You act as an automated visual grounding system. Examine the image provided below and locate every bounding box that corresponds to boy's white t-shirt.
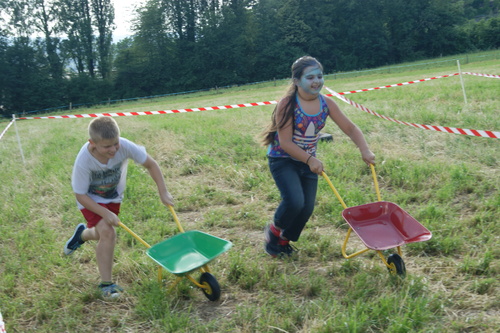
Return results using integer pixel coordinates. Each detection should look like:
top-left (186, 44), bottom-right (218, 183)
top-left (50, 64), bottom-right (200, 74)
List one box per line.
top-left (71, 137), bottom-right (147, 210)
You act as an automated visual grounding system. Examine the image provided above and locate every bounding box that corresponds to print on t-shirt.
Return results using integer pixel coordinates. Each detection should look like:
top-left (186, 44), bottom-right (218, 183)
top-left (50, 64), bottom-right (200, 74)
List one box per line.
top-left (267, 95), bottom-right (328, 159)
top-left (89, 163), bottom-right (122, 199)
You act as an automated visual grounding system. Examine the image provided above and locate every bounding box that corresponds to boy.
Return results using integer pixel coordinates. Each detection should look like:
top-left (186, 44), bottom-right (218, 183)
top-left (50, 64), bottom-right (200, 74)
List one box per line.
top-left (64, 116), bottom-right (174, 298)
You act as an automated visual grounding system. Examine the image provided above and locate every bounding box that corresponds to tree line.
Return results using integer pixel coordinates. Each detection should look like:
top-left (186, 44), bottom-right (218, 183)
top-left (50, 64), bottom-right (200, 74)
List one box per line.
top-left (1, 0), bottom-right (499, 116)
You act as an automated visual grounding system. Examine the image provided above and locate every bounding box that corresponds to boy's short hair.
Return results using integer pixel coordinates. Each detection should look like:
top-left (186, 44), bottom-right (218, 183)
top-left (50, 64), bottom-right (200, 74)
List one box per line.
top-left (88, 116), bottom-right (120, 142)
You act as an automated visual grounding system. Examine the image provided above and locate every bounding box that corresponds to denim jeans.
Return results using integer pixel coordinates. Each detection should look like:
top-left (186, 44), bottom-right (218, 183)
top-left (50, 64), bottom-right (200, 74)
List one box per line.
top-left (268, 157), bottom-right (318, 241)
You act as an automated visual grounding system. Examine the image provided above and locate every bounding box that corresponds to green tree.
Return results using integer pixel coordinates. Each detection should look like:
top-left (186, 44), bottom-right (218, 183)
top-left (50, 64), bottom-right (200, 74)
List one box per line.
top-left (251, 0), bottom-right (289, 79)
top-left (463, 0), bottom-right (500, 19)
top-left (59, 0), bottom-right (114, 79)
top-left (114, 0), bottom-right (177, 96)
top-left (276, 0), bottom-right (309, 58)
top-left (7, 0), bottom-right (64, 79)
top-left (92, 0), bottom-right (114, 79)
top-left (413, 0), bottom-right (465, 57)
top-left (0, 35), bottom-right (8, 117)
top-left (468, 17), bottom-right (500, 49)
top-left (60, 0), bottom-right (95, 76)
top-left (3, 38), bottom-right (62, 114)
top-left (197, 0), bottom-right (255, 86)
top-left (168, 0), bottom-right (218, 41)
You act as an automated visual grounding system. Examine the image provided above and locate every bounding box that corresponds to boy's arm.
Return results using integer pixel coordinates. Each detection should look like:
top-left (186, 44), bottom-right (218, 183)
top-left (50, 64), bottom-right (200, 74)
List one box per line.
top-left (142, 155), bottom-right (174, 206)
top-left (75, 193), bottom-right (120, 226)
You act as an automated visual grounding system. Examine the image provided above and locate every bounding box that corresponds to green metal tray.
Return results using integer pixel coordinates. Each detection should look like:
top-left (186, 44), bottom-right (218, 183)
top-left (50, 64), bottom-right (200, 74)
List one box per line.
top-left (146, 230), bottom-right (232, 275)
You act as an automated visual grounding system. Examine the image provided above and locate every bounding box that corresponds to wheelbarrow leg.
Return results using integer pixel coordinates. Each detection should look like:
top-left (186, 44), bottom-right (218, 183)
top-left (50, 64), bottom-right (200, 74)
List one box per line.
top-left (157, 267), bottom-right (163, 283)
top-left (167, 276), bottom-right (184, 292)
top-left (341, 227), bottom-right (371, 259)
top-left (199, 264), bottom-right (211, 274)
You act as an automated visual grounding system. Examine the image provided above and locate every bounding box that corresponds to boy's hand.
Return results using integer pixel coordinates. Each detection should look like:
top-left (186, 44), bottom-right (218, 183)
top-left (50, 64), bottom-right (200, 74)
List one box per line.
top-left (102, 210), bottom-right (120, 226)
top-left (361, 149), bottom-right (376, 166)
top-left (160, 191), bottom-right (174, 207)
top-left (142, 155), bottom-right (175, 207)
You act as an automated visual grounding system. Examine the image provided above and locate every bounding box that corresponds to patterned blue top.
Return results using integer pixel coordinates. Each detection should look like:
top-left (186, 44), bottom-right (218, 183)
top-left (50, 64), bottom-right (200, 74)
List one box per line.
top-left (268, 94), bottom-right (329, 159)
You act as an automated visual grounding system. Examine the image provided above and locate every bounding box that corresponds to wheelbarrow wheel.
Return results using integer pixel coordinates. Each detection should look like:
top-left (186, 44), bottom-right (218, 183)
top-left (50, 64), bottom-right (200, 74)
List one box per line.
top-left (387, 253), bottom-right (406, 277)
top-left (199, 272), bottom-right (221, 301)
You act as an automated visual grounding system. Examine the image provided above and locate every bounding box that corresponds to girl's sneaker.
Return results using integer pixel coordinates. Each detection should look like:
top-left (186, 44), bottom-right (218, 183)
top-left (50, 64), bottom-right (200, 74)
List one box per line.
top-left (99, 283), bottom-right (124, 298)
top-left (279, 242), bottom-right (298, 257)
top-left (264, 224), bottom-right (298, 258)
top-left (264, 223), bottom-right (282, 257)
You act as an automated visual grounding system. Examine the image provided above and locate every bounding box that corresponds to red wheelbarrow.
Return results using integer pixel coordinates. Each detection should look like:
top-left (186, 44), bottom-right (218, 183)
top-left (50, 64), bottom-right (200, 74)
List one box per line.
top-left (322, 164), bottom-right (432, 276)
top-left (118, 206), bottom-right (232, 301)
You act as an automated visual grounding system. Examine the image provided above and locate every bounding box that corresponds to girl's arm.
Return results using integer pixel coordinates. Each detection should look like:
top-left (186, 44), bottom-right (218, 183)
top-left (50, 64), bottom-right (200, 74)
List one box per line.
top-left (325, 97), bottom-right (375, 165)
top-left (142, 155), bottom-right (174, 206)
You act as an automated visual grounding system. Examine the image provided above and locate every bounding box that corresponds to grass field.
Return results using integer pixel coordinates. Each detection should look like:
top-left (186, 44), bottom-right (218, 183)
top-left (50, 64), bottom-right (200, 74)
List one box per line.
top-left (0, 53), bottom-right (499, 332)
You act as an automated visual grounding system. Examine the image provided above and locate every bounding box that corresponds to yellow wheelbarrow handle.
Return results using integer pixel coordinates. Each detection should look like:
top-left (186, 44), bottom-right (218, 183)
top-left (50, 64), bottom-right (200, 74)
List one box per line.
top-left (167, 205), bottom-right (185, 233)
top-left (321, 171), bottom-right (348, 209)
top-left (369, 164), bottom-right (382, 202)
top-left (322, 164), bottom-right (381, 205)
top-left (118, 205), bottom-right (185, 246)
top-left (118, 221), bottom-right (151, 248)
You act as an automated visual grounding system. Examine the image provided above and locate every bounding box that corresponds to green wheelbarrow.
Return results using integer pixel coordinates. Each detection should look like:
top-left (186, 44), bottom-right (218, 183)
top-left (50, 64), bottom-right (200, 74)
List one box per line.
top-left (119, 206), bottom-right (232, 301)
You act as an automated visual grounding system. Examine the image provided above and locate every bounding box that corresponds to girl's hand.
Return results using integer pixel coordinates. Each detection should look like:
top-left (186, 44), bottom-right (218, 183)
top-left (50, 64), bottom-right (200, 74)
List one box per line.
top-left (307, 156), bottom-right (324, 174)
top-left (361, 149), bottom-right (376, 165)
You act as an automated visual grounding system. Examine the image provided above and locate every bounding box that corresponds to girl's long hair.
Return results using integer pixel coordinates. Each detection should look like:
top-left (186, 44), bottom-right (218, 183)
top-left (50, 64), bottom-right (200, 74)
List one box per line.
top-left (261, 56), bottom-right (323, 146)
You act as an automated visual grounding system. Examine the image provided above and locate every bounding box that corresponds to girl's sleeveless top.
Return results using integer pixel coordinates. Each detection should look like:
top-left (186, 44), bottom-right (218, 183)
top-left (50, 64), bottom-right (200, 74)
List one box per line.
top-left (267, 94), bottom-right (329, 159)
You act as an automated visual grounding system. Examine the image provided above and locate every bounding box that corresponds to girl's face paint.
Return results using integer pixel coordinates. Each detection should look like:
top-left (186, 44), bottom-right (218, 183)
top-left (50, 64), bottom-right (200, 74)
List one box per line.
top-left (296, 66), bottom-right (324, 95)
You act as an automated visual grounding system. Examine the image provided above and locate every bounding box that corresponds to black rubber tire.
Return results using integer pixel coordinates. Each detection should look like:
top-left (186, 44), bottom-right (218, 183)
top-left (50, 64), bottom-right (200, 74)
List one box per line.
top-left (387, 253), bottom-right (406, 277)
top-left (199, 272), bottom-right (221, 301)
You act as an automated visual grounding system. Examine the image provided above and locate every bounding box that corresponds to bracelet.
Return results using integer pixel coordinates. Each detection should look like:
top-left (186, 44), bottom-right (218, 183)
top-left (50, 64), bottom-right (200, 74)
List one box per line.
top-left (306, 155), bottom-right (312, 164)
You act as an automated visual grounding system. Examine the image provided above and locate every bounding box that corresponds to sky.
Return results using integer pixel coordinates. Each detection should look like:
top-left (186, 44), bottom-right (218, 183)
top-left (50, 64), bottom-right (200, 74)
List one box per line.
top-left (113, 0), bottom-right (143, 39)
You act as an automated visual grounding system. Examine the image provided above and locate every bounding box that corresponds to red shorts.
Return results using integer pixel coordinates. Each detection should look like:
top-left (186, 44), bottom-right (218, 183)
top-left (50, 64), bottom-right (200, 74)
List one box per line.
top-left (80, 202), bottom-right (121, 228)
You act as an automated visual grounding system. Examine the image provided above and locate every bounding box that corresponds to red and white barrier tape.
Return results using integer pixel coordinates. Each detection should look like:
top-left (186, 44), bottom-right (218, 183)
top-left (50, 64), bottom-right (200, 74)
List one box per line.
top-left (17, 74), bottom-right (458, 119)
top-left (325, 86), bottom-right (500, 139)
top-left (334, 73), bottom-right (460, 95)
top-left (8, 72), bottom-right (499, 140)
top-left (464, 72), bottom-right (500, 79)
top-left (17, 101), bottom-right (277, 120)
top-left (330, 72), bottom-right (498, 96)
top-left (16, 72), bottom-right (497, 120)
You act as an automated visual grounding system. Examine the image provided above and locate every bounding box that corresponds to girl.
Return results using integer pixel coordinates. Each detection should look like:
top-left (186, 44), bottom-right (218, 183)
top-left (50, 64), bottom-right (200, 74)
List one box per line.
top-left (262, 56), bottom-right (375, 258)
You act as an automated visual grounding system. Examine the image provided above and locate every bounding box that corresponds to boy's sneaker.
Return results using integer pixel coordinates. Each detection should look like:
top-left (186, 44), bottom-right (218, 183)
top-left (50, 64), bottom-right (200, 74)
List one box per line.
top-left (64, 223), bottom-right (86, 255)
top-left (99, 283), bottom-right (124, 298)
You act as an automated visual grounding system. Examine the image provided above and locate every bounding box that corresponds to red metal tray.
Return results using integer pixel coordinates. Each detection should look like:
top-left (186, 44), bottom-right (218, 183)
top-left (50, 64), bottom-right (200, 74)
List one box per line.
top-left (342, 201), bottom-right (432, 251)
